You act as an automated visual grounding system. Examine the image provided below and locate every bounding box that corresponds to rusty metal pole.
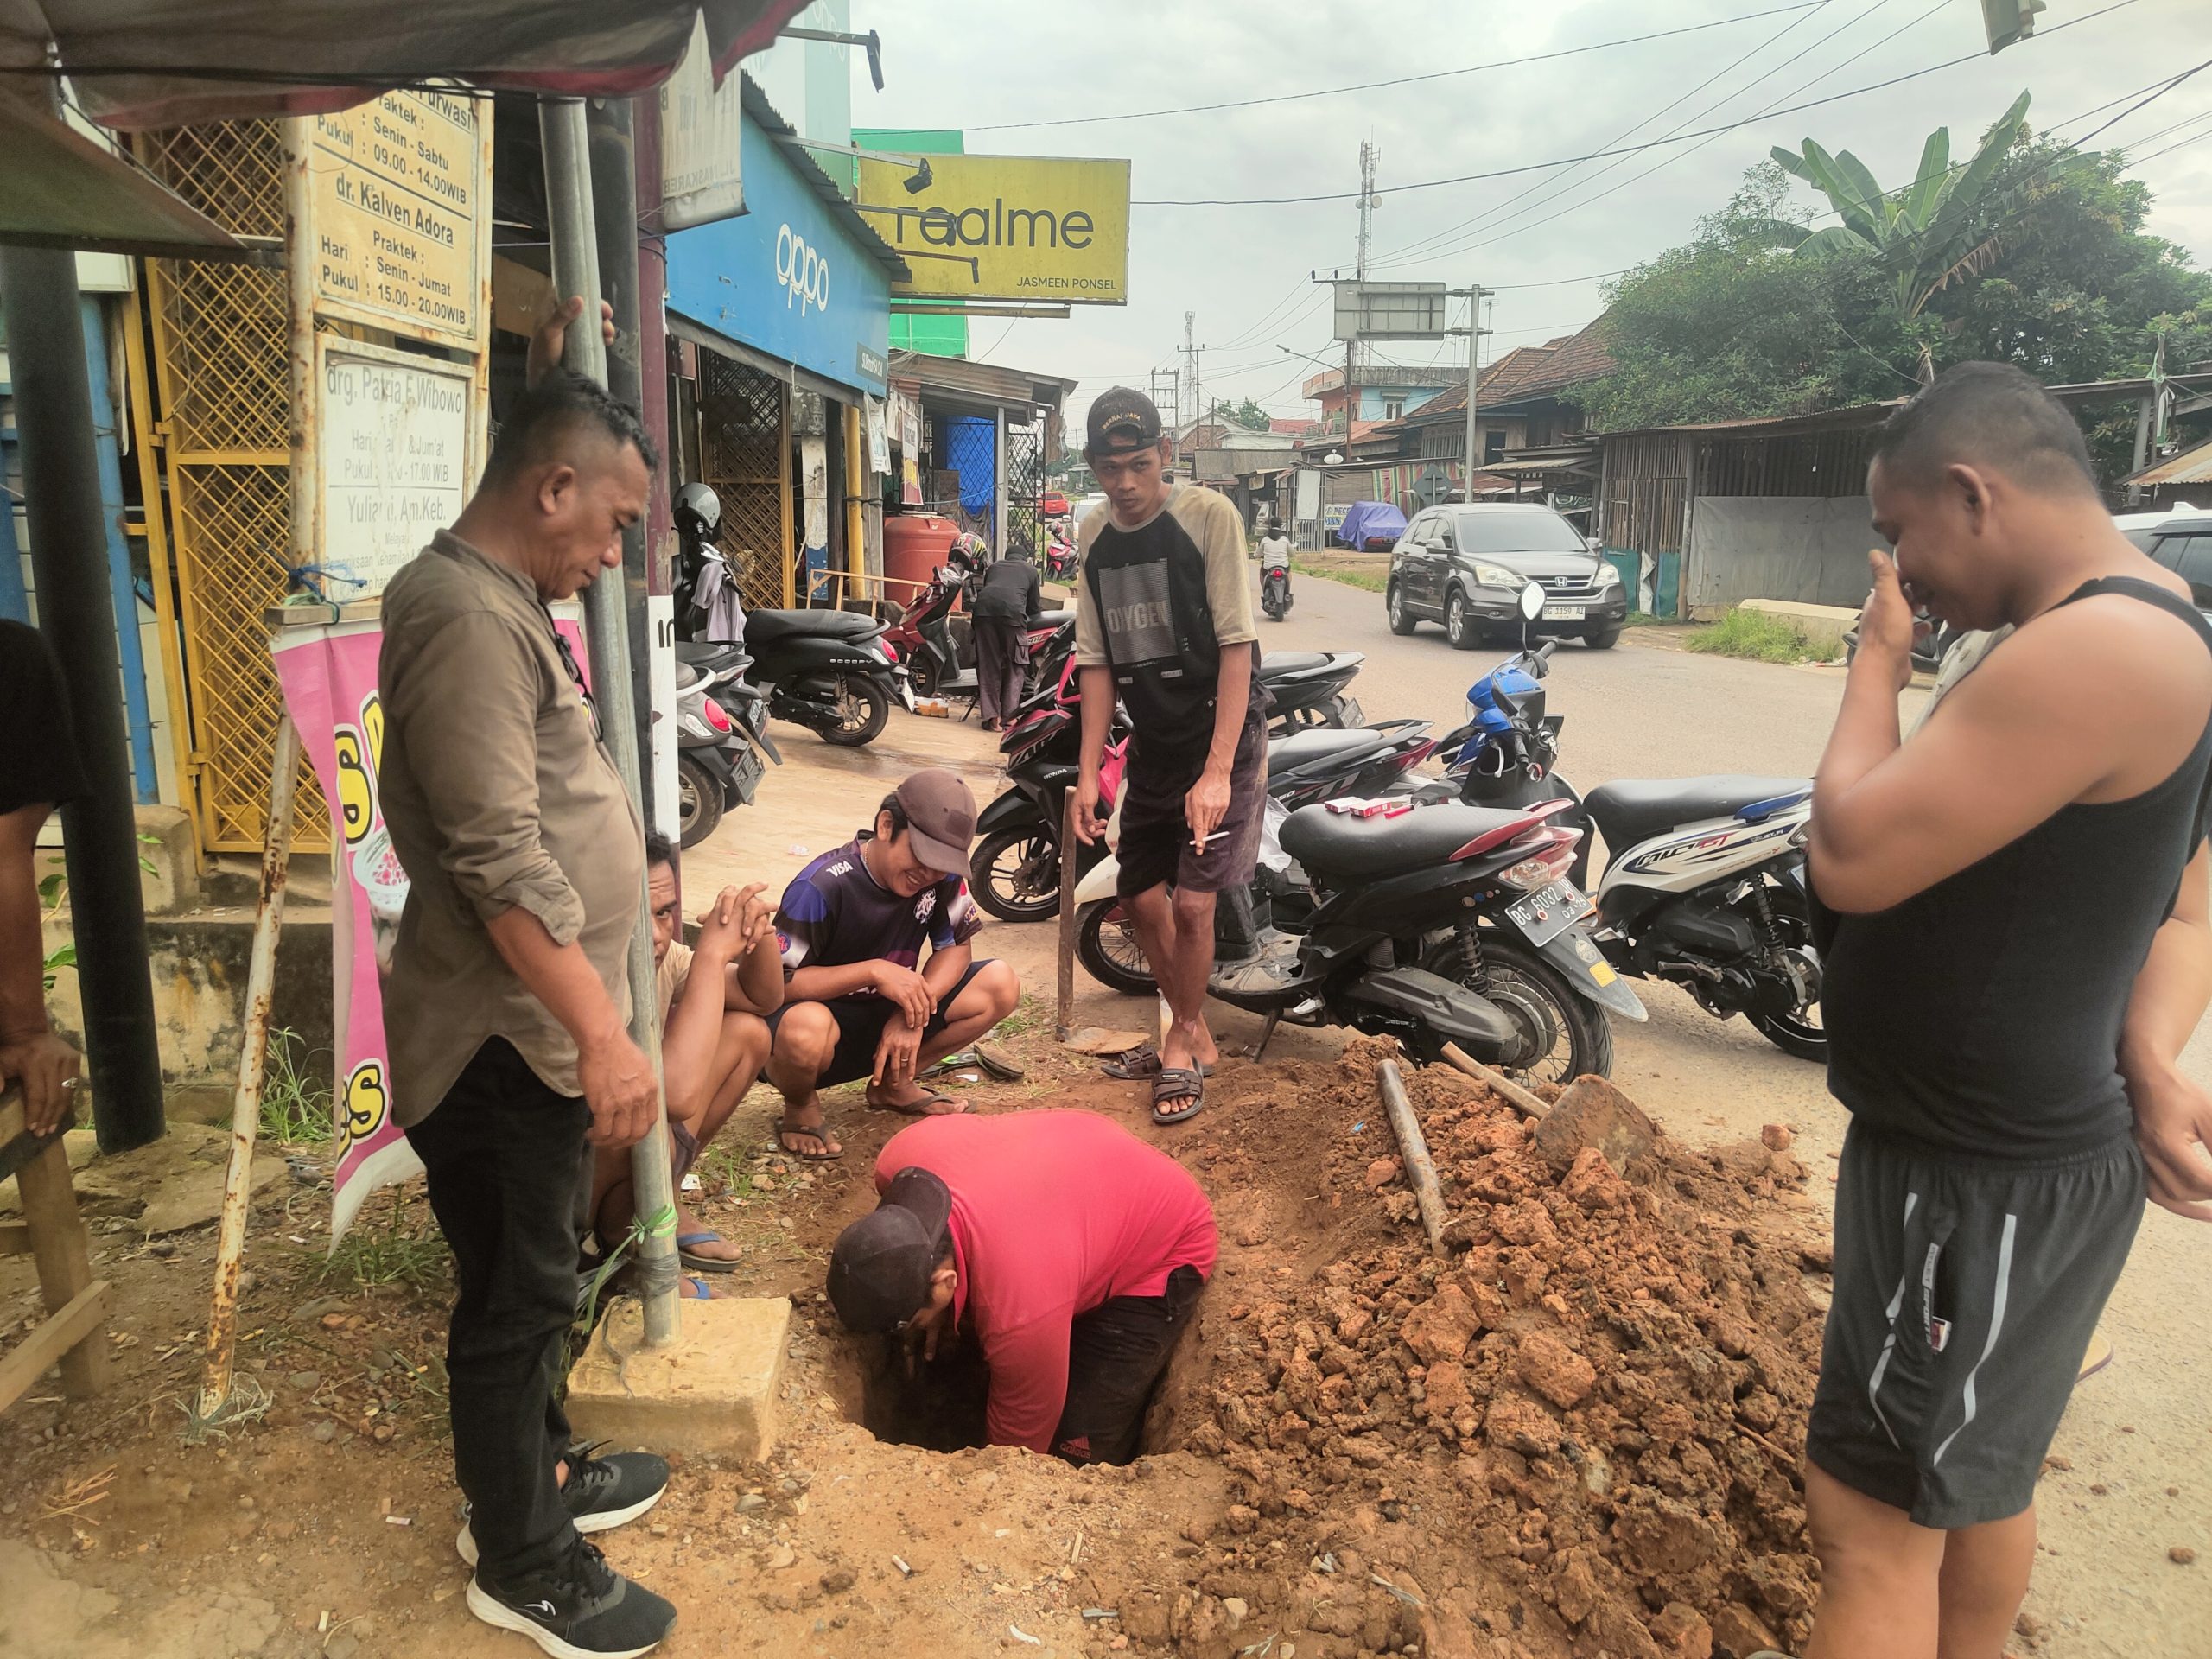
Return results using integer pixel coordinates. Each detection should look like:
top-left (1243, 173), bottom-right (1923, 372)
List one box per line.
top-left (542, 95), bottom-right (681, 1348)
top-left (1376, 1059), bottom-right (1450, 1256)
top-left (1055, 793), bottom-right (1078, 1039)
top-left (198, 713), bottom-right (299, 1415)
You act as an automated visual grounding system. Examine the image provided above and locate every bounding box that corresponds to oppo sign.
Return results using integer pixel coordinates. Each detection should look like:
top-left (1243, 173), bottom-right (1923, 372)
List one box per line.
top-left (776, 222), bottom-right (830, 315)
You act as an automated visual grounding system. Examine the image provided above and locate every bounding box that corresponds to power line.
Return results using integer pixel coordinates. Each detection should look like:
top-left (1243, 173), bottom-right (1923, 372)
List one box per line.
top-left (1131, 0), bottom-right (2143, 207)
top-left (965, 3), bottom-right (1824, 133)
top-left (1380, 0), bottom-right (1844, 268)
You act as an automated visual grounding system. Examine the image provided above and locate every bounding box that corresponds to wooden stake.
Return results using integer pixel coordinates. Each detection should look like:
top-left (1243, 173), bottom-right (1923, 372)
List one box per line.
top-left (1376, 1060), bottom-right (1450, 1255)
top-left (1054, 791), bottom-right (1079, 1040)
top-left (1440, 1040), bottom-right (1551, 1121)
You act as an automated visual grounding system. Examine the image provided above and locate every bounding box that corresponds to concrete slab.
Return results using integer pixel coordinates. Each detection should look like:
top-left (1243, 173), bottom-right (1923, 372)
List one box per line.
top-left (565, 1294), bottom-right (792, 1460)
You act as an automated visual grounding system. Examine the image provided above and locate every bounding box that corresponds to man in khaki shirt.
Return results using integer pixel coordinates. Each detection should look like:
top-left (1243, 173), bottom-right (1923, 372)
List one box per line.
top-left (378, 351), bottom-right (677, 1658)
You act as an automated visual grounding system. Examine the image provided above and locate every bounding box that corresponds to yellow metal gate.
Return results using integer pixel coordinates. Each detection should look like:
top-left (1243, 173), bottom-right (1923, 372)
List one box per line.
top-left (134, 119), bottom-right (327, 853)
top-left (696, 352), bottom-right (793, 612)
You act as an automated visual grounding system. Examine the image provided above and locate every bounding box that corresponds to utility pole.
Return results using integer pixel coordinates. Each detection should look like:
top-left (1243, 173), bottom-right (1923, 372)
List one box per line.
top-left (1149, 366), bottom-right (1179, 435)
top-left (1450, 283), bottom-right (1492, 501)
top-left (1347, 141), bottom-right (1380, 423)
top-left (1181, 311), bottom-right (1201, 454)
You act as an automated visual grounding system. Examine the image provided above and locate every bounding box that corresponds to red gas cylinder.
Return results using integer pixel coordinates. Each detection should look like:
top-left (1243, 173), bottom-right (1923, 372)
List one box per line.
top-left (883, 513), bottom-right (958, 603)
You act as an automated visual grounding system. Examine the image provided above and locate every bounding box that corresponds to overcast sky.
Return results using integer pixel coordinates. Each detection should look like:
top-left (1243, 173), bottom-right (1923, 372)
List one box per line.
top-left (851, 0), bottom-right (2212, 425)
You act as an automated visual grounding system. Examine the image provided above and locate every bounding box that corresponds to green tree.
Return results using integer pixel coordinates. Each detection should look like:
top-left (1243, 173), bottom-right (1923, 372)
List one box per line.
top-left (1771, 90), bottom-right (2043, 381)
top-left (1211, 397), bottom-right (1273, 431)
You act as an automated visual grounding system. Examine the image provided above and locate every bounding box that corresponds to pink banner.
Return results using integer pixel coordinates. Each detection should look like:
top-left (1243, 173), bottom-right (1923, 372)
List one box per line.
top-left (272, 622), bottom-right (417, 1241)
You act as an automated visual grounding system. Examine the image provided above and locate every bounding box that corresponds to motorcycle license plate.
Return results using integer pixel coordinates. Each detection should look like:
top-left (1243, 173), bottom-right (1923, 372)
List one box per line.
top-left (1505, 879), bottom-right (1587, 947)
top-left (1541, 603), bottom-right (1586, 620)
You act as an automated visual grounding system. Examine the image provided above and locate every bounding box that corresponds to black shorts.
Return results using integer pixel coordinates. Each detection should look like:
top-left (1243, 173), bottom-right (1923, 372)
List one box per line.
top-left (1116, 715), bottom-right (1266, 901)
top-left (1807, 1121), bottom-right (2145, 1529)
top-left (1052, 1263), bottom-right (1207, 1465)
top-left (765, 961), bottom-right (992, 1090)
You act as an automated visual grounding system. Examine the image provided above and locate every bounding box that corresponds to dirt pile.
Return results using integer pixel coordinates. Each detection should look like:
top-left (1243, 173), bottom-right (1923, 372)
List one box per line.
top-left (1159, 1039), bottom-right (1827, 1659)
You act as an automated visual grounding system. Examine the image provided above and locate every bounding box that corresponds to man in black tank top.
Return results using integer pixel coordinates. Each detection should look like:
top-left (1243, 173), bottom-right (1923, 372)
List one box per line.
top-left (1799, 361), bottom-right (2212, 1659)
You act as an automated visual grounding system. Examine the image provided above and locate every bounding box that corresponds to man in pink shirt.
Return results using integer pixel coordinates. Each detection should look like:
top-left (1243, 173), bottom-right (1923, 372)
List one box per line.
top-left (827, 1110), bottom-right (1217, 1462)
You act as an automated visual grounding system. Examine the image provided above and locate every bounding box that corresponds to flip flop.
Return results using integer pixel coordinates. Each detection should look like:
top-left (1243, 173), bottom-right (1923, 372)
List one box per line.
top-left (680, 1275), bottom-right (716, 1300)
top-left (677, 1230), bottom-right (741, 1274)
top-left (1151, 1067), bottom-right (1206, 1126)
top-left (775, 1117), bottom-right (844, 1161)
top-left (974, 1040), bottom-right (1026, 1081)
top-left (867, 1085), bottom-right (974, 1116)
top-left (1103, 1044), bottom-right (1214, 1080)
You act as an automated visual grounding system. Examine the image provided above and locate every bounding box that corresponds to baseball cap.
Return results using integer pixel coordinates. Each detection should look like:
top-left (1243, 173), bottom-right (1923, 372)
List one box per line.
top-left (1084, 387), bottom-right (1164, 458)
top-left (826, 1167), bottom-right (954, 1333)
top-left (893, 768), bottom-right (976, 875)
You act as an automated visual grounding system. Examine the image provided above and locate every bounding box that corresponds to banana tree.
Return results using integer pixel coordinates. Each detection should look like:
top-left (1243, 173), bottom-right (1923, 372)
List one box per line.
top-left (1771, 89), bottom-right (2035, 381)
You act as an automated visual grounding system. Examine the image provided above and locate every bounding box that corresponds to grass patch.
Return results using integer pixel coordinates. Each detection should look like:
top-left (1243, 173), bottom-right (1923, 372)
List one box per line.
top-left (1686, 607), bottom-right (1820, 664)
top-left (995, 994), bottom-right (1043, 1040)
top-left (1291, 558), bottom-right (1389, 594)
top-left (319, 1188), bottom-right (448, 1294)
top-left (258, 1027), bottom-right (333, 1145)
top-left (699, 1140), bottom-right (757, 1202)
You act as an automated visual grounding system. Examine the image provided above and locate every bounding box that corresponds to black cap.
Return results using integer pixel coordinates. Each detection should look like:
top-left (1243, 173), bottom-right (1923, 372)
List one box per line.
top-left (826, 1167), bottom-right (954, 1333)
top-left (1084, 387), bottom-right (1164, 458)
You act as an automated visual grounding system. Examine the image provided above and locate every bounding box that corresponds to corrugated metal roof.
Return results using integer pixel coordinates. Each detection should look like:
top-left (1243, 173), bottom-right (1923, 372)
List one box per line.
top-left (2128, 435), bottom-right (2212, 486)
top-left (1600, 400), bottom-right (1903, 441)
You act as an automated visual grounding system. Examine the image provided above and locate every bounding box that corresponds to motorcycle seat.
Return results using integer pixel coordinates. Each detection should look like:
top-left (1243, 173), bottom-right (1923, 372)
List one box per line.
top-left (745, 608), bottom-right (886, 648)
top-left (1267, 726), bottom-right (1379, 777)
top-left (1260, 651), bottom-right (1331, 677)
top-left (1280, 801), bottom-right (1535, 880)
top-left (1583, 775), bottom-right (1810, 852)
top-left (1031, 609), bottom-right (1073, 630)
top-left (674, 640), bottom-right (750, 672)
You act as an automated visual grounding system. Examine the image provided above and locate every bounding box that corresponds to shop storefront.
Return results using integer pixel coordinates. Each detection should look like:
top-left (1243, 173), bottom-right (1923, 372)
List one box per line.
top-left (664, 77), bottom-right (905, 611)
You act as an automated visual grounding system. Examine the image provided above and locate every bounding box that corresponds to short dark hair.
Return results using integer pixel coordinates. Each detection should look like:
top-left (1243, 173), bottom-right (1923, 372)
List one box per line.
top-left (645, 832), bottom-right (678, 872)
top-left (484, 369), bottom-right (658, 486)
top-left (877, 791), bottom-right (908, 836)
top-left (1870, 361), bottom-right (2099, 499)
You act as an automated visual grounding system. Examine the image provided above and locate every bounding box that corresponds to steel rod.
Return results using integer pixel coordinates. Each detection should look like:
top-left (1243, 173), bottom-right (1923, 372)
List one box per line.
top-left (1376, 1059), bottom-right (1450, 1256)
top-left (1055, 792), bottom-right (1078, 1039)
top-left (540, 96), bottom-right (680, 1348)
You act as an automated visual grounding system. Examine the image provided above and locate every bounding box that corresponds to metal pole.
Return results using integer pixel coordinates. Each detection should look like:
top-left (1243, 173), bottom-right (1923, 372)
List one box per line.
top-left (540, 97), bottom-right (681, 1348)
top-left (1459, 283), bottom-right (1490, 502)
top-left (2129, 391), bottom-right (2153, 507)
top-left (0, 242), bottom-right (165, 1153)
top-left (199, 713), bottom-right (298, 1414)
top-left (1054, 791), bottom-right (1078, 1040)
top-left (1376, 1059), bottom-right (1449, 1256)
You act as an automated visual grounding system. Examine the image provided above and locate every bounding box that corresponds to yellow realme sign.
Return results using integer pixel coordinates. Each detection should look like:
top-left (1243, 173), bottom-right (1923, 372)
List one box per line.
top-left (855, 153), bottom-right (1130, 306)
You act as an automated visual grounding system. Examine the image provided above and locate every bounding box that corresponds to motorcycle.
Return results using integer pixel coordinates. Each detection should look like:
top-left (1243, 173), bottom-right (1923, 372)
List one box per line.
top-left (1404, 591), bottom-right (1826, 1060)
top-left (1045, 535), bottom-right (1078, 583)
top-left (883, 560), bottom-right (976, 702)
top-left (739, 607), bottom-right (912, 747)
top-left (1075, 798), bottom-right (1642, 1081)
top-left (1261, 556), bottom-right (1293, 620)
top-left (671, 650), bottom-right (779, 848)
top-left (1262, 649), bottom-right (1366, 732)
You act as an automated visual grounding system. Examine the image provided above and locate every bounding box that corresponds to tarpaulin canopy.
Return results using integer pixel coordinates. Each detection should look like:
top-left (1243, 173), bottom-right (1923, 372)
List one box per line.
top-left (0, 0), bottom-right (805, 130)
top-left (1336, 500), bottom-right (1407, 550)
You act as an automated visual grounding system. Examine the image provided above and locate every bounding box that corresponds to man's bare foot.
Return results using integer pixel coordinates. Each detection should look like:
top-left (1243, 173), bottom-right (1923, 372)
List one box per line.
top-left (865, 1079), bottom-right (971, 1116)
top-left (675, 1204), bottom-right (742, 1266)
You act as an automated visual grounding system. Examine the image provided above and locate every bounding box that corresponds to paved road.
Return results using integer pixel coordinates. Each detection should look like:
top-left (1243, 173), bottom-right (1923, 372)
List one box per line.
top-left (1255, 568), bottom-right (2210, 1658)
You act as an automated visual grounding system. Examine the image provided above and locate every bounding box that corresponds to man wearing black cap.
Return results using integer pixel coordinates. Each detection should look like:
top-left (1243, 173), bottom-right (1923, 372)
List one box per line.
top-left (1069, 388), bottom-right (1268, 1126)
top-left (762, 768), bottom-right (1020, 1160)
top-left (828, 1109), bottom-right (1217, 1462)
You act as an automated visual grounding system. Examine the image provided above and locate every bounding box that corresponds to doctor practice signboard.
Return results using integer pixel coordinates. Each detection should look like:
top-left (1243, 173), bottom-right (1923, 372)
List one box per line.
top-left (855, 153), bottom-right (1130, 306)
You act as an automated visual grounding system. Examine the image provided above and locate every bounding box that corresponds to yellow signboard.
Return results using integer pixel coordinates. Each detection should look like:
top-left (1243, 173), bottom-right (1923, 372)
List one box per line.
top-left (307, 90), bottom-right (491, 347)
top-left (855, 154), bottom-right (1130, 306)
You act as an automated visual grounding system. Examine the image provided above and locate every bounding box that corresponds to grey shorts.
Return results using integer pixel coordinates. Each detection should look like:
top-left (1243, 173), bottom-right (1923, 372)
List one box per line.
top-left (1807, 1121), bottom-right (2145, 1529)
top-left (1116, 715), bottom-right (1267, 900)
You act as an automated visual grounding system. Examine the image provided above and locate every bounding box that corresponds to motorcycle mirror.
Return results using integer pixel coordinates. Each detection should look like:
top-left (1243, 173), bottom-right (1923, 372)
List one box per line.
top-left (1518, 581), bottom-right (1546, 622)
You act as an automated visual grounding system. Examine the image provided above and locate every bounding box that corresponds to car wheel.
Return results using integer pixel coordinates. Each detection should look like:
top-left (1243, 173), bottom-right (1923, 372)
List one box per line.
top-left (1387, 582), bottom-right (1418, 636)
top-left (1586, 627), bottom-right (1622, 650)
top-left (1446, 588), bottom-right (1478, 652)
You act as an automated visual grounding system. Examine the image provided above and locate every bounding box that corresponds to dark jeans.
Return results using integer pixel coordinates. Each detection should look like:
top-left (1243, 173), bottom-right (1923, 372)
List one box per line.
top-left (973, 616), bottom-right (1027, 724)
top-left (1052, 1263), bottom-right (1206, 1465)
top-left (406, 1037), bottom-right (589, 1580)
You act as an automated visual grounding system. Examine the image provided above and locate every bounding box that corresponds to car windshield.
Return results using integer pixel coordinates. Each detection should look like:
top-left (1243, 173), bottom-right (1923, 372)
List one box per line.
top-left (1453, 510), bottom-right (1586, 554)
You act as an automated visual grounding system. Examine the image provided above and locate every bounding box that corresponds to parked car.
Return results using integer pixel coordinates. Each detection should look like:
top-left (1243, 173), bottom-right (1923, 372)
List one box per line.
top-left (2140, 512), bottom-right (2212, 615)
top-left (2116, 502), bottom-right (2201, 553)
top-left (1040, 489), bottom-right (1071, 518)
top-left (1386, 503), bottom-right (1629, 650)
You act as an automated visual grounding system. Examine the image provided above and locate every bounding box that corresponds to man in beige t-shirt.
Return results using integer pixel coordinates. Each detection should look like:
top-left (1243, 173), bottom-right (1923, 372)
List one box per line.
top-left (588, 836), bottom-right (782, 1289)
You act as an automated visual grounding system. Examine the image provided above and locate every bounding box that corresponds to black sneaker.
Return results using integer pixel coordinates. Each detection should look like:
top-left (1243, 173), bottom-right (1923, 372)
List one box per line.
top-left (467, 1537), bottom-right (676, 1659)
top-left (457, 1449), bottom-right (670, 1567)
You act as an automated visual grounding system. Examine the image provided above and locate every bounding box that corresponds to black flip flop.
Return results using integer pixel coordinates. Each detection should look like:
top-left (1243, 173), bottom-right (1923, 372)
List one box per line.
top-left (775, 1117), bottom-right (843, 1161)
top-left (1150, 1067), bottom-right (1205, 1125)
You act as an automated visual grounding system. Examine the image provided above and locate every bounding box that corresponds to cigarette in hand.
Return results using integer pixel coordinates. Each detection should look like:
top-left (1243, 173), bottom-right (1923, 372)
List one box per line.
top-left (1192, 830), bottom-right (1220, 851)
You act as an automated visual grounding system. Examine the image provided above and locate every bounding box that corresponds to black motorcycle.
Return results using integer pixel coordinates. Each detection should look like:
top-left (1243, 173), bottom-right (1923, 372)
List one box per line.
top-left (1261, 649), bottom-right (1364, 732)
top-left (672, 645), bottom-right (780, 848)
top-left (740, 608), bottom-right (911, 747)
top-left (1261, 556), bottom-right (1293, 620)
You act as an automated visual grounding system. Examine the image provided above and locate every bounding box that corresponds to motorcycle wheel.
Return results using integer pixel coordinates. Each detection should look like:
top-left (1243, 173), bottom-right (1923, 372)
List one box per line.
top-left (1077, 899), bottom-right (1157, 998)
top-left (676, 753), bottom-right (723, 849)
top-left (1422, 931), bottom-right (1611, 1084)
top-left (909, 653), bottom-right (941, 700)
top-left (970, 827), bottom-right (1062, 924)
top-left (1745, 886), bottom-right (1827, 1063)
top-left (821, 675), bottom-right (890, 747)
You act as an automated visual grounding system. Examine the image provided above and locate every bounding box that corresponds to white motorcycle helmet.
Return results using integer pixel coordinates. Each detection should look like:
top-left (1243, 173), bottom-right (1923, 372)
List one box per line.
top-left (675, 481), bottom-right (721, 539)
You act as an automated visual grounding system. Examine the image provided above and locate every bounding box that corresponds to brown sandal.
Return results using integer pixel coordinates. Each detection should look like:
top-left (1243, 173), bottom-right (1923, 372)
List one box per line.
top-left (775, 1117), bottom-right (843, 1161)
